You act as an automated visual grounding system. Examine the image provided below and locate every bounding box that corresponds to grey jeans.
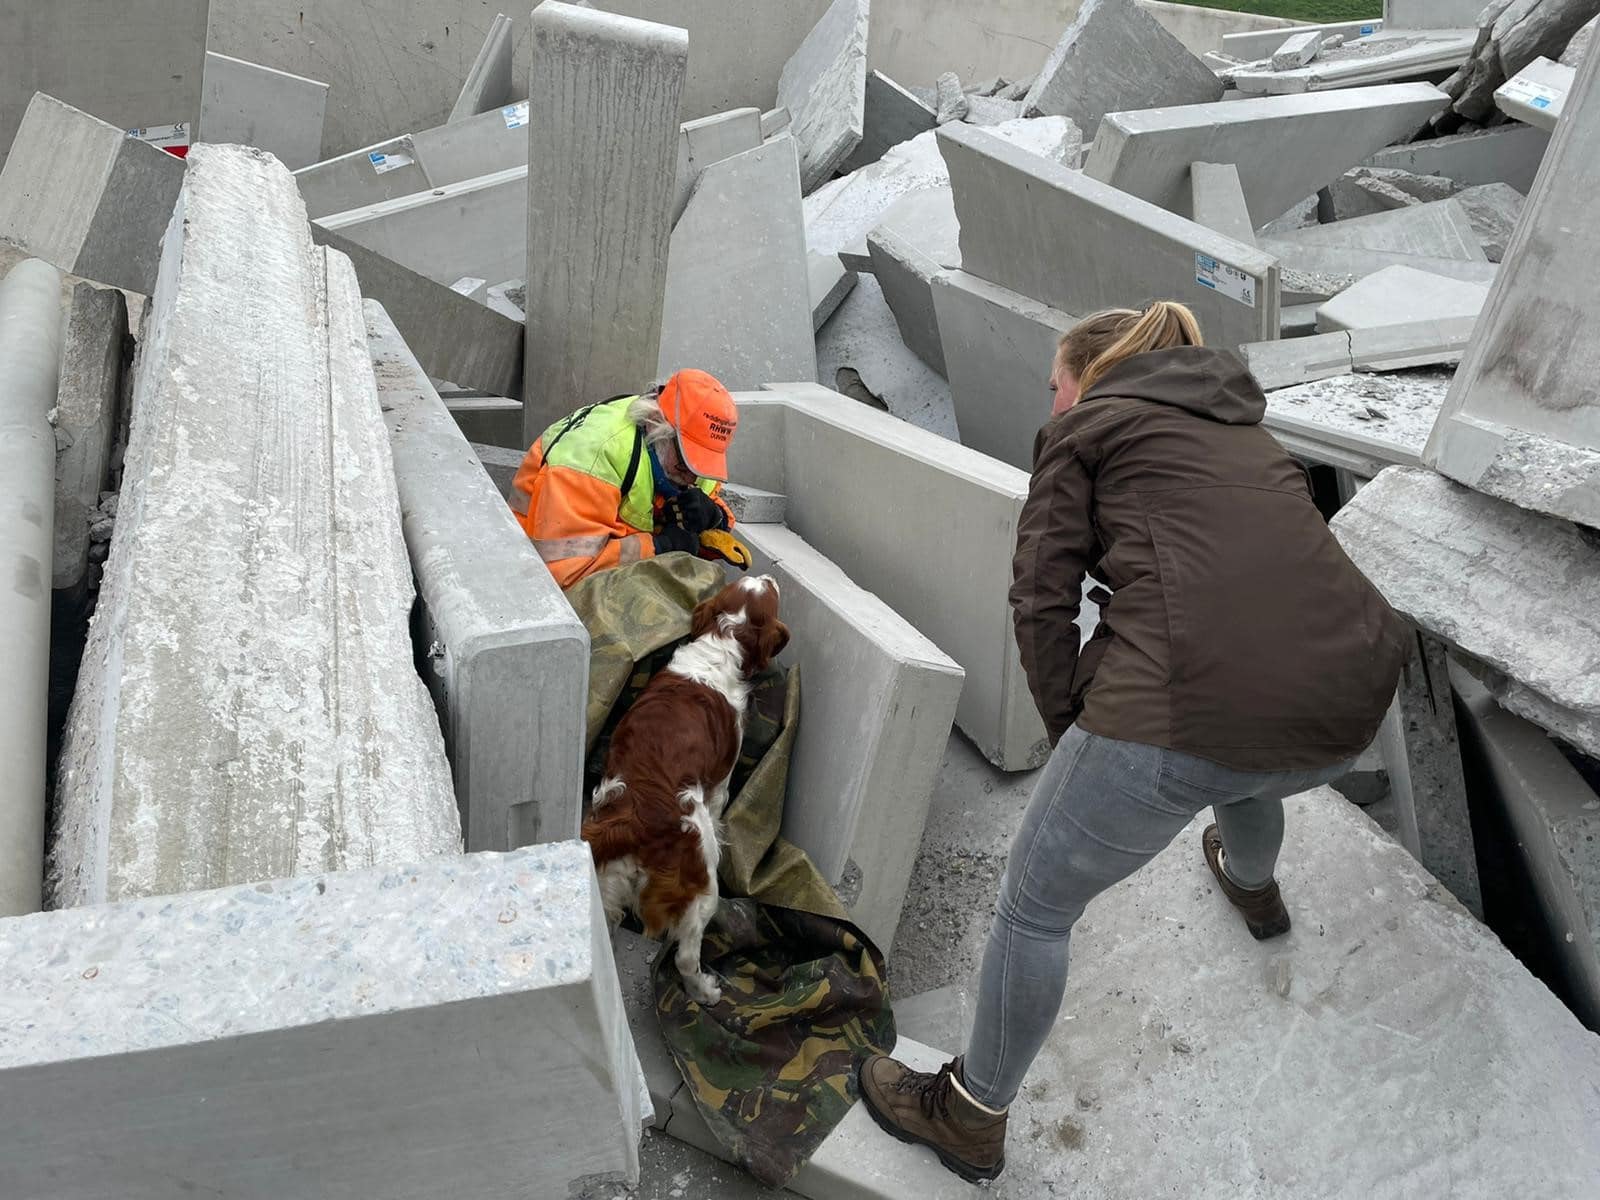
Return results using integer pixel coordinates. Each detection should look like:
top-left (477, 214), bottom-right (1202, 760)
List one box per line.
top-left (961, 726), bottom-right (1353, 1109)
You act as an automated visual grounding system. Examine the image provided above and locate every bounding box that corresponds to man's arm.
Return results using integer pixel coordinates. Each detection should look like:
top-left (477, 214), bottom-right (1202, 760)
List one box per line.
top-left (521, 464), bottom-right (653, 588)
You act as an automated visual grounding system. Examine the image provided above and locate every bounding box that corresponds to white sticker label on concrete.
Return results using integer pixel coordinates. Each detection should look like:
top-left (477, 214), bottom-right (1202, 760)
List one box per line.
top-left (1500, 77), bottom-right (1563, 110)
top-left (1195, 254), bottom-right (1256, 308)
top-left (502, 101), bottom-right (529, 129)
top-left (127, 122), bottom-right (191, 151)
top-left (369, 151), bottom-right (416, 174)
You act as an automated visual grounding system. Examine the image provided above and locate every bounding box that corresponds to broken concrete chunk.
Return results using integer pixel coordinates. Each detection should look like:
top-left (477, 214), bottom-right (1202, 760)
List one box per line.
top-left (1232, 28), bottom-right (1476, 97)
top-left (935, 72), bottom-right (969, 124)
top-left (1258, 194), bottom-right (1321, 236)
top-left (1023, 0), bottom-right (1224, 138)
top-left (1452, 182), bottom-right (1525, 262)
top-left (1263, 371), bottom-right (1452, 477)
top-left (52, 283), bottom-right (126, 599)
top-left (776, 0), bottom-right (869, 192)
top-left (1272, 30), bottom-right (1326, 71)
top-left (963, 95), bottom-right (1026, 125)
top-left (841, 72), bottom-right (937, 173)
top-left (1315, 264), bottom-right (1490, 332)
top-left (1562, 14), bottom-right (1599, 65)
top-left (1321, 164), bottom-right (1463, 222)
top-left (1273, 198), bottom-right (1487, 262)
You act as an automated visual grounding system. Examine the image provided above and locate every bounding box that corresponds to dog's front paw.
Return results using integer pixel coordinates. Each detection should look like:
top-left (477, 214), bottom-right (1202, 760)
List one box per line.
top-left (685, 973), bottom-right (722, 1006)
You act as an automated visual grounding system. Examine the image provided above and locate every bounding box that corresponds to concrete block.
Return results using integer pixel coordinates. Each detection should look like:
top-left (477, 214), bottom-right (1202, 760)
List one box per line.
top-left (1258, 193), bottom-right (1321, 235)
top-left (1273, 198), bottom-right (1487, 261)
top-left (1189, 161), bottom-right (1257, 247)
top-left (1366, 123), bottom-right (1551, 192)
top-left (865, 185), bottom-right (961, 375)
top-left (50, 145), bottom-right (461, 908)
top-left (1314, 264), bottom-right (1490, 333)
top-left (1496, 55), bottom-right (1576, 131)
top-left (659, 136), bottom-right (816, 390)
top-left (777, 0), bottom-right (870, 192)
top-left (1261, 368), bottom-right (1451, 476)
top-left (1022, 0), bottom-right (1224, 138)
top-left (932, 269), bottom-right (1074, 471)
top-left (737, 384), bottom-right (1047, 770)
top-left (962, 95), bottom-right (1027, 125)
top-left (1222, 19), bottom-right (1383, 60)
top-left (0, 93), bottom-right (185, 295)
top-left (1087, 83), bottom-right (1449, 228)
top-left (808, 252), bottom-right (857, 332)
top-left (1230, 28), bottom-right (1475, 96)
top-left (524, 2), bottom-right (687, 441)
top-left (815, 274), bottom-right (960, 439)
top-left (1331, 467), bottom-right (1600, 759)
top-left (942, 124), bottom-right (1279, 353)
top-left (0, 258), bottom-right (62, 919)
top-left (473, 442), bottom-right (525, 498)
top-left (673, 107), bottom-right (764, 223)
top-left (1272, 29), bottom-right (1327, 70)
top-left (842, 71), bottom-right (938, 172)
top-left (1258, 238), bottom-right (1500, 286)
top-left (762, 106), bottom-right (793, 137)
top-left (200, 52), bottom-right (329, 169)
top-left (935, 72), bottom-right (969, 124)
top-left (448, 13), bottom-right (517, 123)
top-left (1424, 44), bottom-right (1600, 529)
top-left (0, 844), bottom-right (647, 1196)
top-left (451, 276), bottom-right (489, 302)
top-left (1319, 165), bottom-right (1461, 222)
top-left (1245, 318), bottom-right (1476, 391)
top-left (1453, 182), bottom-right (1525, 262)
top-left (0, 0), bottom-right (207, 173)
top-left (369, 302), bottom-right (588, 851)
top-left (315, 225), bottom-right (526, 401)
top-left (444, 394), bottom-right (525, 449)
top-left (486, 279), bottom-right (527, 321)
top-left (740, 523), bottom-right (965, 947)
top-left (720, 482), bottom-right (787, 524)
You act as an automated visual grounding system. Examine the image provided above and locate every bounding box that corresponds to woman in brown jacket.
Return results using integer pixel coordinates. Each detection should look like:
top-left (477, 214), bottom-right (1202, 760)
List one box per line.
top-left (858, 302), bottom-right (1407, 1182)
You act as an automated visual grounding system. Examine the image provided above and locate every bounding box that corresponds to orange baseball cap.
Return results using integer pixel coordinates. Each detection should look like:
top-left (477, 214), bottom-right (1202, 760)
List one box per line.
top-left (659, 369), bottom-right (738, 482)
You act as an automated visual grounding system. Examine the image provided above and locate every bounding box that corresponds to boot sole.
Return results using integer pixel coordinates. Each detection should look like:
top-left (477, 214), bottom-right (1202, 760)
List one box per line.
top-left (859, 1086), bottom-right (1005, 1184)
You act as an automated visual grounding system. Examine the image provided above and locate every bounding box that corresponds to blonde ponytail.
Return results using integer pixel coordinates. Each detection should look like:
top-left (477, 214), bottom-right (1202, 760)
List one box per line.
top-left (1056, 301), bottom-right (1204, 396)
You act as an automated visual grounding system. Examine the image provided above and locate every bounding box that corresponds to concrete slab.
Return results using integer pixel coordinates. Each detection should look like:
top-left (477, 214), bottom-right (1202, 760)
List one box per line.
top-left (1258, 238), bottom-right (1501, 286)
top-left (673, 107), bottom-right (764, 223)
top-left (1023, 0), bottom-right (1224, 138)
top-left (451, 276), bottom-right (490, 302)
top-left (1230, 28), bottom-right (1476, 95)
top-left (815, 273), bottom-right (960, 439)
top-left (1087, 83), bottom-right (1449, 228)
top-left (473, 442), bottom-right (525, 498)
top-left (1244, 319), bottom-right (1475, 391)
top-left (1366, 122), bottom-right (1551, 192)
top-left (369, 302), bottom-right (588, 852)
top-left (0, 93), bottom-right (185, 296)
top-left (525, 3), bottom-right (686, 441)
top-left (1189, 160), bottom-right (1257, 247)
top-left (1424, 44), bottom-right (1600, 528)
top-left (1272, 29), bottom-right (1327, 70)
top-left (1453, 182), bottom-right (1525, 262)
top-left (444, 394), bottom-right (524, 449)
top-left (1222, 19), bottom-right (1383, 60)
top-left (0, 0), bottom-right (207, 173)
top-left (448, 13), bottom-right (517, 123)
top-left (809, 251), bottom-right (857, 331)
top-left (842, 71), bottom-right (938, 173)
top-left (1, 844), bottom-right (647, 1197)
top-left (1496, 55), bottom-right (1576, 131)
top-left (200, 52), bottom-right (329, 169)
top-left (659, 137), bottom-right (816, 390)
top-left (865, 185), bottom-right (961, 375)
top-left (1274, 198), bottom-right (1487, 261)
top-left (1262, 369), bottom-right (1451, 476)
top-left (1332, 467), bottom-right (1600, 759)
top-left (735, 384), bottom-right (1047, 770)
top-left (50, 145), bottom-right (461, 908)
top-left (318, 165), bottom-right (526, 288)
top-left (942, 123), bottom-right (1279, 353)
top-left (777, 0), bottom-right (870, 192)
top-left (1315, 264), bottom-right (1490, 332)
top-left (51, 284), bottom-right (126, 599)
top-left (932, 269), bottom-right (1074, 471)
top-left (739, 523), bottom-right (964, 948)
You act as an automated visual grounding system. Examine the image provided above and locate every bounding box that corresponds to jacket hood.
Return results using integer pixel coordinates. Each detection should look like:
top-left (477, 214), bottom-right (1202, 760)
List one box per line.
top-left (1078, 346), bottom-right (1266, 426)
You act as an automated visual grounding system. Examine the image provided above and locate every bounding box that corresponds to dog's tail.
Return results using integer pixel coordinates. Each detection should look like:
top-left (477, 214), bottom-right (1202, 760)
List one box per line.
top-left (581, 807), bottom-right (645, 866)
top-left (591, 776), bottom-right (626, 808)
top-left (677, 784), bottom-right (722, 877)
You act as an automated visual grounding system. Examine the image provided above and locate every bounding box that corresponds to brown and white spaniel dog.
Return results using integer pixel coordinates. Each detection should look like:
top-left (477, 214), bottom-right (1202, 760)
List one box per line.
top-left (581, 575), bottom-right (789, 1005)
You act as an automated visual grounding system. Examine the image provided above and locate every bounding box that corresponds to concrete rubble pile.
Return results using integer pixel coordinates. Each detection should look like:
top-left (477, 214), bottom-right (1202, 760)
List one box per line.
top-left (2, 0), bottom-right (1599, 1196)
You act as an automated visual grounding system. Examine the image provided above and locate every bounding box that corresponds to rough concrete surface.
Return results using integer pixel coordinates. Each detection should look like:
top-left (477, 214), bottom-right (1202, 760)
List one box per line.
top-left (1332, 467), bottom-right (1600, 759)
top-left (777, 0), bottom-right (870, 192)
top-left (51, 283), bottom-right (126, 596)
top-left (51, 145), bottom-right (461, 908)
top-left (1023, 0), bottom-right (1224, 137)
top-left (1453, 181), bottom-right (1525, 262)
top-left (1, 844), bottom-right (648, 1198)
top-left (1262, 369), bottom-right (1452, 476)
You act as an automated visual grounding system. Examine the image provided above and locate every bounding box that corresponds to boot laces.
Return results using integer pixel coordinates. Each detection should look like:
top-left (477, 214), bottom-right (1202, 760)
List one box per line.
top-left (893, 1060), bottom-right (957, 1120)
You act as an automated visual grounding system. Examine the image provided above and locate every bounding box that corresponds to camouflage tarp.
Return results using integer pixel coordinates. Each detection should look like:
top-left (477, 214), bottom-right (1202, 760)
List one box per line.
top-left (571, 556), bottom-right (895, 1188)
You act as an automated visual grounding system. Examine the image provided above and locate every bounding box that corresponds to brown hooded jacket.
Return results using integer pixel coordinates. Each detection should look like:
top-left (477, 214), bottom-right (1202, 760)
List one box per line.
top-left (1010, 345), bottom-right (1406, 771)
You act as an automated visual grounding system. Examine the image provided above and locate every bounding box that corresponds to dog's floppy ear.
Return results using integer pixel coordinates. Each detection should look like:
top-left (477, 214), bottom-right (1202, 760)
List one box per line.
top-left (689, 597), bottom-right (719, 641)
top-left (758, 620), bottom-right (790, 668)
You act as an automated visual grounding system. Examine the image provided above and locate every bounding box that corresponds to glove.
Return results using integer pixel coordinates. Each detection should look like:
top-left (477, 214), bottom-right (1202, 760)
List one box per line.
top-left (653, 526), bottom-right (700, 556)
top-left (662, 487), bottom-right (728, 537)
top-left (698, 529), bottom-right (753, 571)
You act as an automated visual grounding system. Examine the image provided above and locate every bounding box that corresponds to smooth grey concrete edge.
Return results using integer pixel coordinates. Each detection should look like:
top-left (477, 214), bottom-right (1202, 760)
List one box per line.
top-left (368, 300), bottom-right (589, 851)
top-left (0, 258), bottom-right (63, 918)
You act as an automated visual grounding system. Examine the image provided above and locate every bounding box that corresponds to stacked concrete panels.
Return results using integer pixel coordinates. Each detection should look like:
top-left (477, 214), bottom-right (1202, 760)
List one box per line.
top-left (368, 302), bottom-right (589, 852)
top-left (51, 145), bottom-right (461, 908)
top-left (1425, 43), bottom-right (1600, 528)
top-left (524, 2), bottom-right (687, 439)
top-left (941, 124), bottom-right (1279, 353)
top-left (776, 0), bottom-right (870, 192)
top-left (200, 52), bottom-right (329, 169)
top-left (449, 13), bottom-right (518, 123)
top-left (0, 845), bottom-right (647, 1196)
top-left (1087, 83), bottom-right (1450, 227)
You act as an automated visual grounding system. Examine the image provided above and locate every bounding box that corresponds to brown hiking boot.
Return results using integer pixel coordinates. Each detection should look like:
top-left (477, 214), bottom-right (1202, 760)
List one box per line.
top-left (857, 1055), bottom-right (1006, 1183)
top-left (1203, 823), bottom-right (1291, 940)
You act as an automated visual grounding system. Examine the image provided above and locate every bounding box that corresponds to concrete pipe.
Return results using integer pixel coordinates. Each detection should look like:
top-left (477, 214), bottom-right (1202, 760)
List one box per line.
top-left (0, 258), bottom-right (64, 917)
